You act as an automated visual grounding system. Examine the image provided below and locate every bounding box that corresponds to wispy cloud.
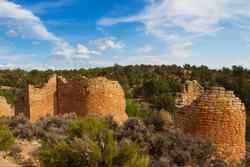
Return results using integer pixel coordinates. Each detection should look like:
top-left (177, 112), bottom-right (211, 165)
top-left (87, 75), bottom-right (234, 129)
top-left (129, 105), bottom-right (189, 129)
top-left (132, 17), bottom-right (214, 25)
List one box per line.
top-left (0, 0), bottom-right (60, 41)
top-left (98, 0), bottom-right (250, 58)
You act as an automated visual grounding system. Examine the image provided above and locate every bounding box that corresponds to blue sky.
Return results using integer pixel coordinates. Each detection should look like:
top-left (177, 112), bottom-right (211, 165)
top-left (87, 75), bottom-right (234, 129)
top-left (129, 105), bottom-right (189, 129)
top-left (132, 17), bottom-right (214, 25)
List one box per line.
top-left (1, 0), bottom-right (250, 70)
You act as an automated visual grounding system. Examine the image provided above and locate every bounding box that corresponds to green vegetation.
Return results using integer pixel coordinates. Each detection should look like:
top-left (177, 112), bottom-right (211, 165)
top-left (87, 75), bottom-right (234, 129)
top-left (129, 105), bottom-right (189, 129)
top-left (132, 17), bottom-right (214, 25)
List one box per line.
top-left (69, 116), bottom-right (107, 139)
top-left (40, 116), bottom-right (150, 167)
top-left (0, 125), bottom-right (15, 151)
top-left (40, 138), bottom-right (102, 167)
top-left (0, 114), bottom-right (233, 166)
top-left (126, 98), bottom-right (151, 119)
top-left (0, 89), bottom-right (16, 105)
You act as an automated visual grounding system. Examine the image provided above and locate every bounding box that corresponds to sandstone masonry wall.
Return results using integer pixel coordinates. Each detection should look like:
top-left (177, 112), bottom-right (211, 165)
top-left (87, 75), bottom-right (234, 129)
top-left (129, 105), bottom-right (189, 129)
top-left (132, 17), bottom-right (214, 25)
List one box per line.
top-left (176, 81), bottom-right (246, 162)
top-left (57, 77), bottom-right (127, 124)
top-left (26, 75), bottom-right (57, 122)
top-left (0, 96), bottom-right (14, 117)
top-left (83, 77), bottom-right (127, 124)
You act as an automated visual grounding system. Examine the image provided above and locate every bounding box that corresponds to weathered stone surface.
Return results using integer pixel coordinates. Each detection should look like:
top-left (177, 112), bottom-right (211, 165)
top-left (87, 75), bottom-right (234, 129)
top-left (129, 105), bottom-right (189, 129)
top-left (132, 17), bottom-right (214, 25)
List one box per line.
top-left (175, 80), bottom-right (246, 162)
top-left (57, 76), bottom-right (127, 124)
top-left (83, 77), bottom-right (127, 124)
top-left (0, 96), bottom-right (14, 117)
top-left (25, 75), bottom-right (57, 122)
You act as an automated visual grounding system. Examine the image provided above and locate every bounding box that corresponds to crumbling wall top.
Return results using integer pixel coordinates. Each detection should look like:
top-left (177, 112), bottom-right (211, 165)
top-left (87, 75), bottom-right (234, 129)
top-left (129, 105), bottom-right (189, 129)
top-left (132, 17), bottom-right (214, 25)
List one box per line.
top-left (176, 80), bottom-right (204, 108)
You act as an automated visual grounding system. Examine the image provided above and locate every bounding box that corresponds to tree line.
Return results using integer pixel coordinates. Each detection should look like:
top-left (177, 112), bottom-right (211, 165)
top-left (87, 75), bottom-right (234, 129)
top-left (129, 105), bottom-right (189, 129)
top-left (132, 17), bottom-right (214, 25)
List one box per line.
top-left (1, 64), bottom-right (250, 138)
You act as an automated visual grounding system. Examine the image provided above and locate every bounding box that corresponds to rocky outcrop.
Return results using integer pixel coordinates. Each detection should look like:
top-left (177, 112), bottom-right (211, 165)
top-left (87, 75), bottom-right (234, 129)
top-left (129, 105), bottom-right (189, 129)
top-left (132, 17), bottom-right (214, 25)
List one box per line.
top-left (176, 81), bottom-right (246, 162)
top-left (175, 80), bottom-right (204, 108)
top-left (0, 96), bottom-right (14, 117)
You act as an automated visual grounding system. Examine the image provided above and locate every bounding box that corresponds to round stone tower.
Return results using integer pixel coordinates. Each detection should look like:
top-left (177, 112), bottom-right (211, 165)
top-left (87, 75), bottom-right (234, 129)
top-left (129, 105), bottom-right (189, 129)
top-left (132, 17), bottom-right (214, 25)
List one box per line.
top-left (83, 77), bottom-right (128, 124)
top-left (57, 76), bottom-right (128, 124)
top-left (176, 82), bottom-right (246, 162)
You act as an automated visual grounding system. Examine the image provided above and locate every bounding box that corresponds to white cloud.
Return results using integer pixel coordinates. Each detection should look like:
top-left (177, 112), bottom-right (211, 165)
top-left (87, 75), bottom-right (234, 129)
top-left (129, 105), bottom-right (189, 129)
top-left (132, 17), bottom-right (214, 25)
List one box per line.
top-left (51, 42), bottom-right (99, 60)
top-left (91, 37), bottom-right (124, 51)
top-left (0, 0), bottom-right (103, 62)
top-left (0, 0), bottom-right (60, 41)
top-left (98, 0), bottom-right (250, 58)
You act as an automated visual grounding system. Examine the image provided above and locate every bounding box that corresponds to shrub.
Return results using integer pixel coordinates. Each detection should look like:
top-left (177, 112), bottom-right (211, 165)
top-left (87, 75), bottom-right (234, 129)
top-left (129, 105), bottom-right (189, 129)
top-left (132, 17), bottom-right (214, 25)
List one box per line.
top-left (115, 118), bottom-right (152, 154)
top-left (113, 140), bottom-right (150, 167)
top-left (126, 98), bottom-right (140, 117)
top-left (69, 116), bottom-right (107, 140)
top-left (126, 99), bottom-right (151, 119)
top-left (7, 114), bottom-right (34, 139)
top-left (40, 116), bottom-right (150, 167)
top-left (99, 130), bottom-right (118, 167)
top-left (40, 137), bottom-right (102, 167)
top-left (0, 125), bottom-right (15, 151)
top-left (33, 114), bottom-right (76, 144)
top-left (144, 112), bottom-right (165, 131)
top-left (0, 114), bottom-right (229, 167)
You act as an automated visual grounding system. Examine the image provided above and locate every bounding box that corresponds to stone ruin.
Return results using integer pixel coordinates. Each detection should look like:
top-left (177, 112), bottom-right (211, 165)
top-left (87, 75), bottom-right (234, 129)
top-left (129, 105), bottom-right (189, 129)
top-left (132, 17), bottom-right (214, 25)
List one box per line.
top-left (14, 75), bottom-right (128, 124)
top-left (57, 76), bottom-right (128, 124)
top-left (176, 80), bottom-right (246, 162)
top-left (0, 76), bottom-right (246, 162)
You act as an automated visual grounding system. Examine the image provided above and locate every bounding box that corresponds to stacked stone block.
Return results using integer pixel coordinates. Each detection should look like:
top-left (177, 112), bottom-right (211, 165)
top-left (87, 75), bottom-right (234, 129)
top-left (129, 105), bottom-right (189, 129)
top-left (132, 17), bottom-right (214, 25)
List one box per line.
top-left (24, 75), bottom-right (57, 122)
top-left (15, 90), bottom-right (28, 116)
top-left (83, 77), bottom-right (128, 124)
top-left (176, 81), bottom-right (246, 162)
